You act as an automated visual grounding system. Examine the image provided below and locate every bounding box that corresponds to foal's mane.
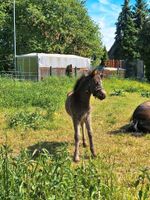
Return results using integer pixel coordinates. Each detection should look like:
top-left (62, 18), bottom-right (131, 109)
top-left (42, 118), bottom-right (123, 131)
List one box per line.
top-left (73, 75), bottom-right (86, 92)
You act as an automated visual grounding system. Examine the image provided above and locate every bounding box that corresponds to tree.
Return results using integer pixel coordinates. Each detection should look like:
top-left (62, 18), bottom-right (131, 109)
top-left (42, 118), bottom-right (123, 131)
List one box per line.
top-left (114, 0), bottom-right (138, 60)
top-left (0, 0), bottom-right (103, 71)
top-left (0, 0), bottom-right (14, 71)
top-left (134, 0), bottom-right (149, 30)
top-left (139, 16), bottom-right (150, 81)
top-left (133, 0), bottom-right (149, 58)
top-left (101, 46), bottom-right (108, 62)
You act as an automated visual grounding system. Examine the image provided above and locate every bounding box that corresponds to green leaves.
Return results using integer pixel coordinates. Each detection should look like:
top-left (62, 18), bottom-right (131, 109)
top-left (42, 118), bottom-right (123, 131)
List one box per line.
top-left (115, 0), bottom-right (138, 60)
top-left (0, 0), bottom-right (103, 70)
top-left (139, 16), bottom-right (150, 81)
top-left (114, 0), bottom-right (149, 61)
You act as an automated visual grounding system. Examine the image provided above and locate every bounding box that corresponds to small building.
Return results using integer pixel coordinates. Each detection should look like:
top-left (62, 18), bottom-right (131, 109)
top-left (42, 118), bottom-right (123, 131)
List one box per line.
top-left (16, 53), bottom-right (91, 80)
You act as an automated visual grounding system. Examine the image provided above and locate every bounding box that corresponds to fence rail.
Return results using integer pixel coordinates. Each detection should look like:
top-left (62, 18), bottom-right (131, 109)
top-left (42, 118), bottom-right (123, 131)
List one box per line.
top-left (105, 60), bottom-right (124, 68)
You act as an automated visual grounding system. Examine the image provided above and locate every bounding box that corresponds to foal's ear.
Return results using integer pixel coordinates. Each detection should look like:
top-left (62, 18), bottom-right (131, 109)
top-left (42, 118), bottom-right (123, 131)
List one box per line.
top-left (90, 69), bottom-right (98, 77)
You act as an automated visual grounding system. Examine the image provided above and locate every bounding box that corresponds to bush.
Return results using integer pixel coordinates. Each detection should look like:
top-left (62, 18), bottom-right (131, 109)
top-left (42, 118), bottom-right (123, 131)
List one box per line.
top-left (110, 89), bottom-right (125, 96)
top-left (141, 91), bottom-right (150, 98)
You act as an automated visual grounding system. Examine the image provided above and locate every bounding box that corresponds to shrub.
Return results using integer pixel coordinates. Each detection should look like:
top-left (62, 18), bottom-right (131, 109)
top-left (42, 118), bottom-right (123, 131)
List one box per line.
top-left (110, 89), bottom-right (125, 96)
top-left (141, 91), bottom-right (150, 98)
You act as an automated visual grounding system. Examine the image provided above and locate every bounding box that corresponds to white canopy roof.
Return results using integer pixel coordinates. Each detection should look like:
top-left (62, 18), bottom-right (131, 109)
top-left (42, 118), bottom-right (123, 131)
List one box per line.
top-left (16, 53), bottom-right (91, 69)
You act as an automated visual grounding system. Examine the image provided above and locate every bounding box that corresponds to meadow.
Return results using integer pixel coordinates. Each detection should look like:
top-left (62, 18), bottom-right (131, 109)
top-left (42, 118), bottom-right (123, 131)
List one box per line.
top-left (0, 76), bottom-right (150, 199)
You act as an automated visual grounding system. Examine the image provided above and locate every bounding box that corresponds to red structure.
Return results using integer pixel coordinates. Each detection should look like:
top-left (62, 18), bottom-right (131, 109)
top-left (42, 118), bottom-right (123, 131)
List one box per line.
top-left (105, 60), bottom-right (123, 68)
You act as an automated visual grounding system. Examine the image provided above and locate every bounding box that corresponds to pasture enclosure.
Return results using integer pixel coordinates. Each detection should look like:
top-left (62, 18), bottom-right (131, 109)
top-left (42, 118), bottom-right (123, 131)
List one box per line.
top-left (16, 53), bottom-right (91, 81)
top-left (0, 76), bottom-right (150, 199)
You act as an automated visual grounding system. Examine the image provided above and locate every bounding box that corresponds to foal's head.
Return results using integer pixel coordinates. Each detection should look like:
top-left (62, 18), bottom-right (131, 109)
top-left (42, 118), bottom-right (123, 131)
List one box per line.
top-left (88, 69), bottom-right (106, 100)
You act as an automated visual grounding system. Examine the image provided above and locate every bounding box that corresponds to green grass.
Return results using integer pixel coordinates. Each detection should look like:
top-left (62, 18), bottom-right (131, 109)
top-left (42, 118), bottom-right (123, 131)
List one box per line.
top-left (0, 76), bottom-right (150, 199)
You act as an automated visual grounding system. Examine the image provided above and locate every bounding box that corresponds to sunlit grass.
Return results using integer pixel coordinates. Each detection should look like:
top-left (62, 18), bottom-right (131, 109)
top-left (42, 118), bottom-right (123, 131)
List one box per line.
top-left (0, 76), bottom-right (150, 199)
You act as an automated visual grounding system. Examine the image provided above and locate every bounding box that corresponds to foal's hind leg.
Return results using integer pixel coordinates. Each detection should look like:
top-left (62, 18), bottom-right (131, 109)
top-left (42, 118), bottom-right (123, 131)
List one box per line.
top-left (81, 122), bottom-right (87, 147)
top-left (85, 115), bottom-right (96, 157)
top-left (73, 120), bottom-right (80, 162)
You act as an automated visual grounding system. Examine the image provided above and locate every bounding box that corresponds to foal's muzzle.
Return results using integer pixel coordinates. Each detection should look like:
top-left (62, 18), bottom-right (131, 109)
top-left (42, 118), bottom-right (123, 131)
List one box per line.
top-left (93, 89), bottom-right (106, 100)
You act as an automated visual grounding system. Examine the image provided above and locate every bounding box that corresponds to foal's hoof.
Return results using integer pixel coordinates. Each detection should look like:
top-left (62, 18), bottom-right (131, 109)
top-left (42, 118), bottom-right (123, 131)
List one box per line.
top-left (83, 142), bottom-right (88, 148)
top-left (74, 156), bottom-right (80, 162)
top-left (92, 153), bottom-right (97, 158)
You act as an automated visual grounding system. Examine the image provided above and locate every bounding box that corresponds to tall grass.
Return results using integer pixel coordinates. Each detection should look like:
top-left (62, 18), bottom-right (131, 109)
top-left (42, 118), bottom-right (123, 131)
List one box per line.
top-left (0, 77), bottom-right (74, 109)
top-left (0, 77), bottom-right (74, 130)
top-left (0, 76), bottom-right (149, 130)
top-left (0, 145), bottom-right (115, 200)
top-left (0, 77), bottom-right (150, 199)
top-left (104, 77), bottom-right (150, 95)
top-left (0, 144), bottom-right (150, 200)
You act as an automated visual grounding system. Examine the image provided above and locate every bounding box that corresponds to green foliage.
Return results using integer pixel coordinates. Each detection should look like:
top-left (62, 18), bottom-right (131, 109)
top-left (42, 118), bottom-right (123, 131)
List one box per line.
top-left (0, 77), bottom-right (150, 199)
top-left (0, 77), bottom-right (73, 109)
top-left (0, 144), bottom-right (150, 199)
top-left (134, 0), bottom-right (149, 30)
top-left (114, 0), bottom-right (149, 61)
top-left (110, 89), bottom-right (125, 97)
top-left (7, 111), bottom-right (46, 130)
top-left (134, 168), bottom-right (150, 200)
top-left (0, 0), bottom-right (103, 71)
top-left (101, 46), bottom-right (108, 62)
top-left (104, 76), bottom-right (150, 95)
top-left (0, 0), bottom-right (14, 71)
top-left (133, 0), bottom-right (149, 58)
top-left (0, 145), bottom-right (122, 200)
top-left (0, 77), bottom-right (74, 130)
top-left (0, 76), bottom-right (150, 130)
top-left (141, 91), bottom-right (150, 98)
top-left (115, 0), bottom-right (138, 60)
top-left (139, 16), bottom-right (150, 81)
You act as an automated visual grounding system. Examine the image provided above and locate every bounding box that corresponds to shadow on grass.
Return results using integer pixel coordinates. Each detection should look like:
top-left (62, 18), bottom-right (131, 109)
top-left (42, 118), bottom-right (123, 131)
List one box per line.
top-left (108, 124), bottom-right (148, 137)
top-left (27, 141), bottom-right (68, 159)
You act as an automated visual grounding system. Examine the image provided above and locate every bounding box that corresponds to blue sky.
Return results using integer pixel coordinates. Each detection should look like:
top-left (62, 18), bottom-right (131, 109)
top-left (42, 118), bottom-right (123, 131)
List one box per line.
top-left (85, 0), bottom-right (136, 50)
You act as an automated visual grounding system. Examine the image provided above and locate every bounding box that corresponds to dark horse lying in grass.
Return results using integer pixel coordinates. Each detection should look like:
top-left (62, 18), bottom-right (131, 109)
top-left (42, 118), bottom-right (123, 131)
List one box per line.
top-left (129, 101), bottom-right (150, 134)
top-left (65, 70), bottom-right (106, 162)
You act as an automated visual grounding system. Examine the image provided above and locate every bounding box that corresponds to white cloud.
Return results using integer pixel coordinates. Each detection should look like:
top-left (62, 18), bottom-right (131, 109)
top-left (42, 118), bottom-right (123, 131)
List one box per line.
top-left (98, 0), bottom-right (109, 5)
top-left (87, 0), bottom-right (121, 50)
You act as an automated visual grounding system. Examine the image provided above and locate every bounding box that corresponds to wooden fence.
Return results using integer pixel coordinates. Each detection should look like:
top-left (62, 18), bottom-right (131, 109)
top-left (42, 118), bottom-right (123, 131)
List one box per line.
top-left (105, 60), bottom-right (124, 68)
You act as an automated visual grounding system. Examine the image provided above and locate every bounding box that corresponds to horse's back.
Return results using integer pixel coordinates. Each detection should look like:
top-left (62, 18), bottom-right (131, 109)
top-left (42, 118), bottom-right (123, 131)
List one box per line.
top-left (132, 101), bottom-right (150, 131)
top-left (132, 101), bottom-right (150, 120)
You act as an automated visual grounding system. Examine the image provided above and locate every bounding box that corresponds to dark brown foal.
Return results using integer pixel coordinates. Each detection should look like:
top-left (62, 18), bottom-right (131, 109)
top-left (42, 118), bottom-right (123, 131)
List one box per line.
top-left (65, 70), bottom-right (106, 162)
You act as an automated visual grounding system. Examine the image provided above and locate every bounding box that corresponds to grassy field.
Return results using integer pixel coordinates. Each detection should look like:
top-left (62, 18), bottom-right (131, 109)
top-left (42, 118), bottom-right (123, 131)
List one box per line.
top-left (0, 76), bottom-right (150, 199)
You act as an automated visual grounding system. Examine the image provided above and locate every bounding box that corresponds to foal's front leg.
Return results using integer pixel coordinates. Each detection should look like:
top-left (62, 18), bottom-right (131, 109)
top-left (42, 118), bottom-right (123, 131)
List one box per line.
top-left (85, 115), bottom-right (96, 157)
top-left (73, 120), bottom-right (80, 162)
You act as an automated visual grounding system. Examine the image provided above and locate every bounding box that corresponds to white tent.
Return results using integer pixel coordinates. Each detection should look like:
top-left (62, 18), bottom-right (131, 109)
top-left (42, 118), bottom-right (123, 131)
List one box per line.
top-left (16, 53), bottom-right (91, 68)
top-left (16, 53), bottom-right (91, 80)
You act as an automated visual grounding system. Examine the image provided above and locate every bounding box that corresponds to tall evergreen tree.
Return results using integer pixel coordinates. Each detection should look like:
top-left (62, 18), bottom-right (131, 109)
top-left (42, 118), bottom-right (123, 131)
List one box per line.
top-left (101, 46), bottom-right (108, 62)
top-left (134, 0), bottom-right (149, 30)
top-left (133, 0), bottom-right (149, 58)
top-left (139, 16), bottom-right (150, 81)
top-left (114, 0), bottom-right (138, 60)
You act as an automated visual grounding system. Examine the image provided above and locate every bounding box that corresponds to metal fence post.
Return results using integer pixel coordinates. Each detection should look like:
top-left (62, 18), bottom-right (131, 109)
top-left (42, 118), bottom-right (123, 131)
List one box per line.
top-left (50, 66), bottom-right (52, 76)
top-left (75, 66), bottom-right (77, 77)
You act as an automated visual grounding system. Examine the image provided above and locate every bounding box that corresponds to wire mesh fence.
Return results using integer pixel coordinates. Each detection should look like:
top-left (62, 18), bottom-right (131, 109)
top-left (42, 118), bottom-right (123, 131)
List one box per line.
top-left (0, 71), bottom-right (38, 81)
